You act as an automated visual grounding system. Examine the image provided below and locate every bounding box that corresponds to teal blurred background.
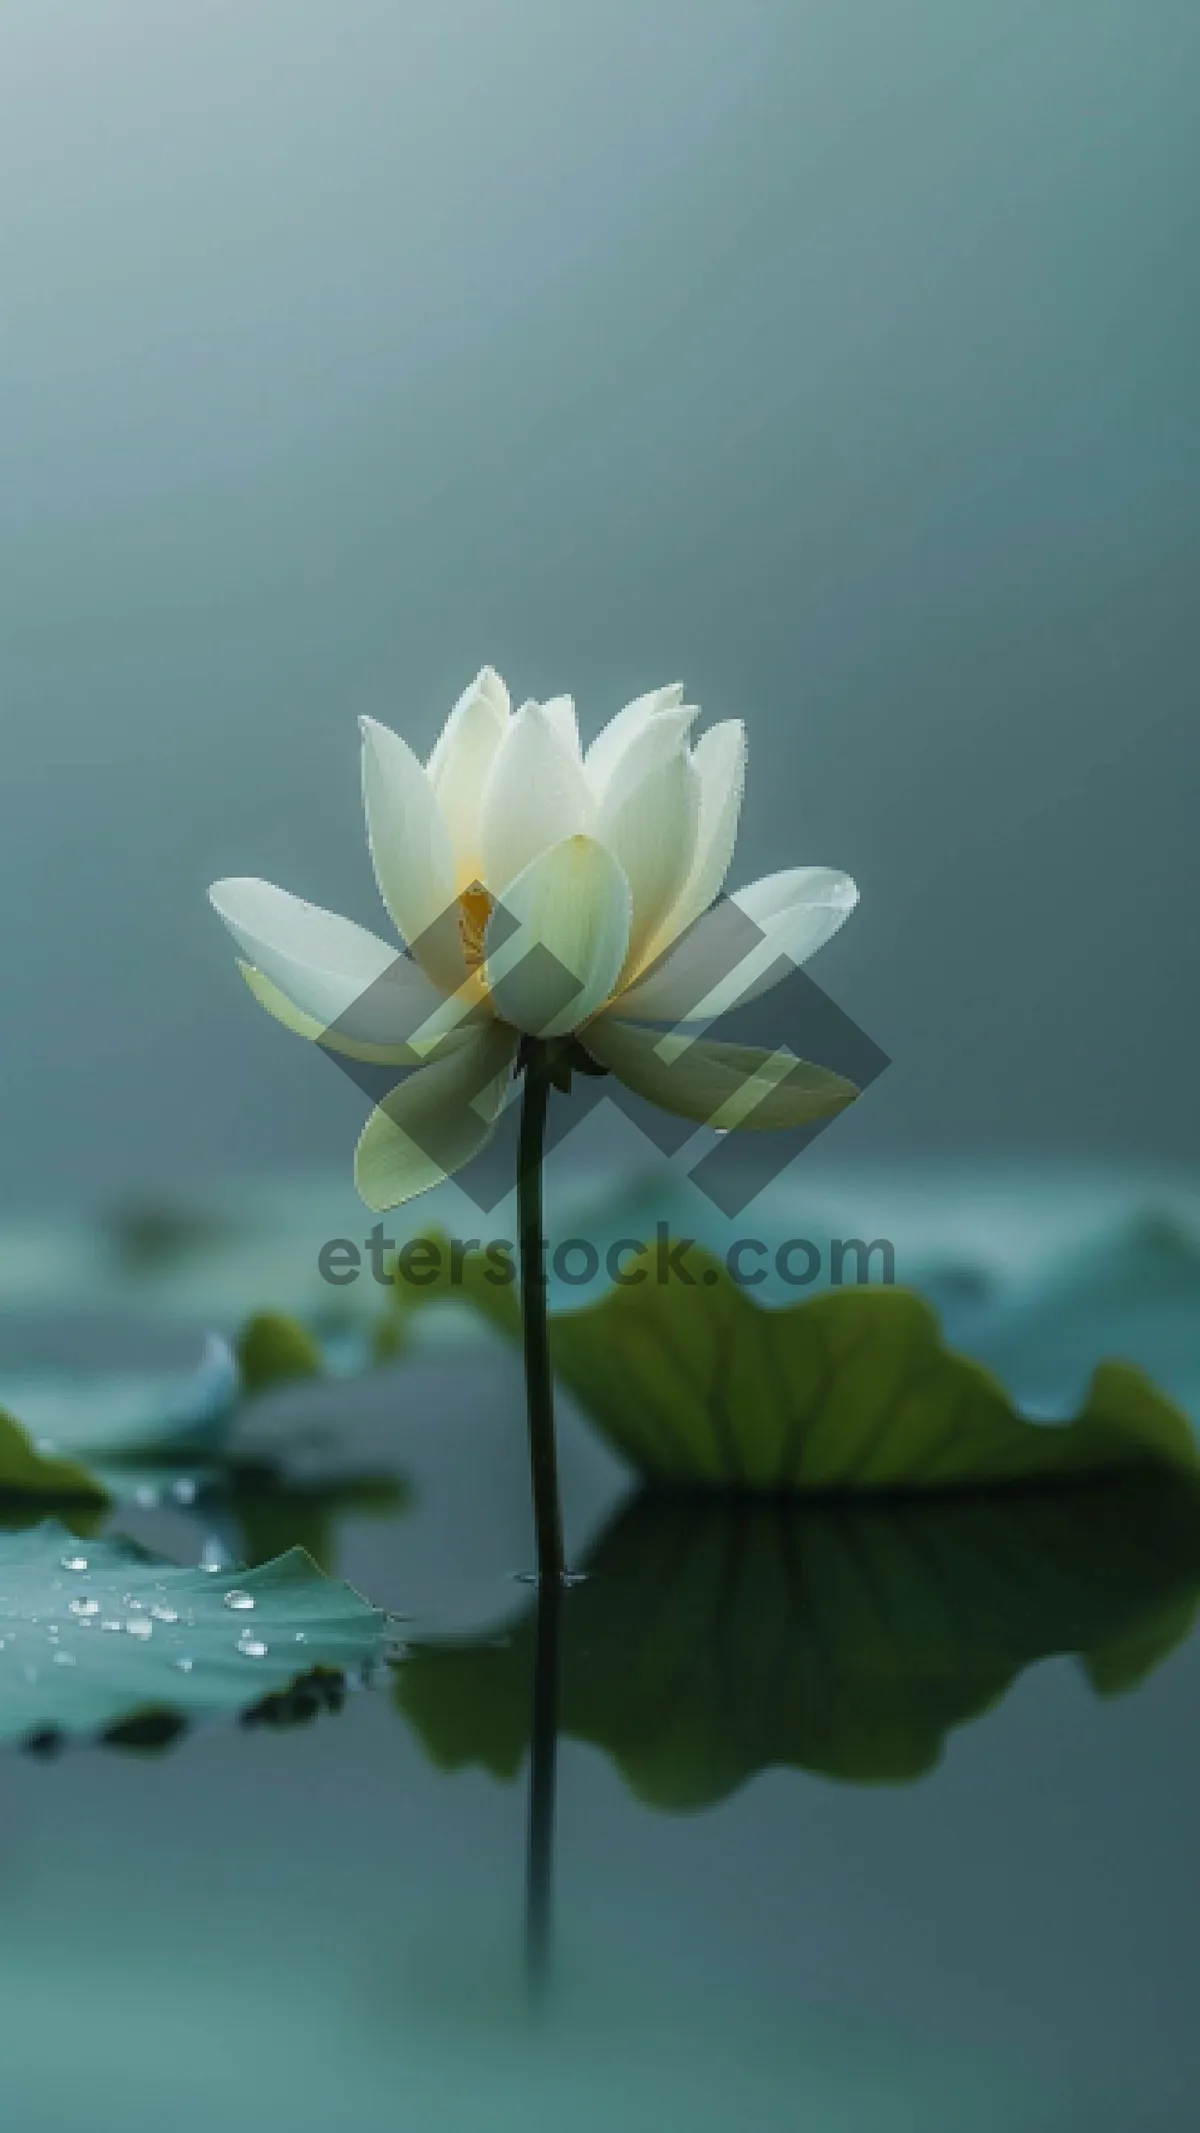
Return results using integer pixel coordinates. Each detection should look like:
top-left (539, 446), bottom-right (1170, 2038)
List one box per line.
top-left (1, 0), bottom-right (1196, 1205)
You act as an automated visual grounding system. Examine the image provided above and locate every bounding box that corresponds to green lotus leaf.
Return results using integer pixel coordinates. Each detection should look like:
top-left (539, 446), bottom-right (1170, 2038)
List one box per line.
top-left (396, 1477), bottom-right (1200, 1802)
top-left (0, 1407), bottom-right (107, 1507)
top-left (398, 1239), bottom-right (1199, 1492)
top-left (235, 1310), bottom-right (324, 1395)
top-left (0, 1520), bottom-right (385, 1746)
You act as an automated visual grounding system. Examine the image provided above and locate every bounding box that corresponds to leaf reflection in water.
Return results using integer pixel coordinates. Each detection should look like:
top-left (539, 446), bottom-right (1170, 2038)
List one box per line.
top-left (396, 1477), bottom-right (1200, 1803)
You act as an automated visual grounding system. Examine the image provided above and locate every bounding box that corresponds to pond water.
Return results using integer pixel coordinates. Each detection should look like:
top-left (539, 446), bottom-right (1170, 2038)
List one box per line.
top-left (0, 1344), bottom-right (1196, 2131)
top-left (1, 1168), bottom-right (1198, 2130)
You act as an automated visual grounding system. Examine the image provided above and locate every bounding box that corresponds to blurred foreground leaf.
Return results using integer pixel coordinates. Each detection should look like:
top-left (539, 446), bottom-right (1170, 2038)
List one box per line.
top-left (0, 1520), bottom-right (385, 1747)
top-left (401, 1242), bottom-right (1199, 1491)
top-left (0, 1408), bottom-right (107, 1506)
top-left (236, 1310), bottom-right (324, 1395)
top-left (396, 1478), bottom-right (1200, 1801)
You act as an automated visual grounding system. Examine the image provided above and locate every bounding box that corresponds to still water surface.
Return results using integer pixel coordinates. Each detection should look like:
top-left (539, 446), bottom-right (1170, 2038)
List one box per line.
top-left (1, 1333), bottom-right (1196, 2132)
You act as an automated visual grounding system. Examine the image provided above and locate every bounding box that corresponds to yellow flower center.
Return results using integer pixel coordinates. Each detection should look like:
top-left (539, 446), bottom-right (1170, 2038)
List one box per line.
top-left (457, 883), bottom-right (494, 971)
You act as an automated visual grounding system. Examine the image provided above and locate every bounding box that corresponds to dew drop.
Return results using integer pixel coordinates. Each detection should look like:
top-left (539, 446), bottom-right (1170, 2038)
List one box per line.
top-left (294, 1632), bottom-right (308, 1644)
top-left (52, 1650), bottom-right (76, 1667)
top-left (200, 1538), bottom-right (227, 1572)
top-left (237, 1634), bottom-right (268, 1658)
top-left (173, 1656), bottom-right (195, 1673)
top-left (134, 1484), bottom-right (159, 1508)
top-left (100, 1619), bottom-right (122, 1633)
top-left (150, 1604), bottom-right (179, 1624)
top-left (125, 1617), bottom-right (153, 1640)
top-left (68, 1598), bottom-right (100, 1618)
top-left (172, 1477), bottom-right (198, 1506)
top-left (224, 1591), bottom-right (255, 1612)
top-left (61, 1555), bottom-right (88, 1573)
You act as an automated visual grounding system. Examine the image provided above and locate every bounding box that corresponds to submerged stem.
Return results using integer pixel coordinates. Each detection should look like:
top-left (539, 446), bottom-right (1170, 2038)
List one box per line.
top-left (524, 1570), bottom-right (561, 1999)
top-left (517, 1045), bottom-right (565, 1585)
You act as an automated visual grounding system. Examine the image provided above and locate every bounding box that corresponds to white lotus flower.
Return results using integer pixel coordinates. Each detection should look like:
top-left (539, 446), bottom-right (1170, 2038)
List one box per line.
top-left (209, 669), bottom-right (859, 1210)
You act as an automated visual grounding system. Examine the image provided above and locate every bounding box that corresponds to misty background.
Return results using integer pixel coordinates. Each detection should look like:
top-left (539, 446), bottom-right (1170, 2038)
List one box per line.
top-left (1, 0), bottom-right (1195, 1211)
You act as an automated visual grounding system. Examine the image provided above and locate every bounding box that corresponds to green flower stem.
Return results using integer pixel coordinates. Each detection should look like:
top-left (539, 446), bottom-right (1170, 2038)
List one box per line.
top-left (517, 1043), bottom-right (565, 1585)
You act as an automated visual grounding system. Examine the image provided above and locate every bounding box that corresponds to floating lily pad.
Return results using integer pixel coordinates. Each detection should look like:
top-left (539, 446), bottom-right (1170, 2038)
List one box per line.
top-left (0, 1520), bottom-right (386, 1746)
top-left (0, 1408), bottom-right (106, 1506)
top-left (397, 1476), bottom-right (1200, 1801)
top-left (401, 1242), bottom-right (1199, 1491)
top-left (0, 1335), bottom-right (239, 1462)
